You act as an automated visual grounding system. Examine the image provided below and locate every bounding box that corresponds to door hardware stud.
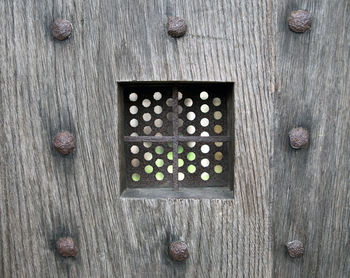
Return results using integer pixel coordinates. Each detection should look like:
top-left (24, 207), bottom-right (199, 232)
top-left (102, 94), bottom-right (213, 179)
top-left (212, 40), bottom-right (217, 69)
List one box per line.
top-left (288, 127), bottom-right (309, 149)
top-left (286, 240), bottom-right (304, 258)
top-left (167, 17), bottom-right (187, 38)
top-left (288, 10), bottom-right (312, 33)
top-left (56, 237), bottom-right (78, 257)
top-left (169, 241), bottom-right (189, 261)
top-left (52, 19), bottom-right (73, 40)
top-left (53, 131), bottom-right (75, 155)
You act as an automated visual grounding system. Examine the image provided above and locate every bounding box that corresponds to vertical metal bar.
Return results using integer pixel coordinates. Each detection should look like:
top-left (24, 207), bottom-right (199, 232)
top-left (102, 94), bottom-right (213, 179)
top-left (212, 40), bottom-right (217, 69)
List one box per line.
top-left (172, 87), bottom-right (179, 191)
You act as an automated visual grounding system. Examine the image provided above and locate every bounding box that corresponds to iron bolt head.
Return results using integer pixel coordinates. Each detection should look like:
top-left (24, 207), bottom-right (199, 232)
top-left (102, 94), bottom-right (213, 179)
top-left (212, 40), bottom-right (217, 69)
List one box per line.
top-left (169, 241), bottom-right (189, 262)
top-left (289, 127), bottom-right (309, 149)
top-left (53, 131), bottom-right (75, 155)
top-left (166, 17), bottom-right (187, 38)
top-left (288, 10), bottom-right (312, 33)
top-left (56, 237), bottom-right (78, 257)
top-left (286, 240), bottom-right (304, 258)
top-left (52, 19), bottom-right (73, 40)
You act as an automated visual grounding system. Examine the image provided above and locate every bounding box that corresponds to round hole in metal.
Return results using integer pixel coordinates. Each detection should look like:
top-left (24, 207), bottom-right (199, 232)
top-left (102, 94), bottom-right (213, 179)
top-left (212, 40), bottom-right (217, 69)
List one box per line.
top-left (200, 91), bottom-right (209, 100)
top-left (131, 158), bottom-right (140, 167)
top-left (144, 152), bottom-right (153, 161)
top-left (129, 105), bottom-right (138, 114)
top-left (200, 118), bottom-right (209, 127)
top-left (154, 105), bottom-right (162, 114)
top-left (132, 173), bottom-right (140, 181)
top-left (184, 98), bottom-right (193, 107)
top-left (130, 119), bottom-right (138, 127)
top-left (213, 97), bottom-right (221, 106)
top-left (130, 145), bottom-right (139, 154)
top-left (154, 119), bottom-right (163, 128)
top-left (201, 172), bottom-right (210, 181)
top-left (201, 144), bottom-right (210, 154)
top-left (215, 152), bottom-right (223, 161)
top-left (200, 104), bottom-right (209, 113)
top-left (142, 99), bottom-right (151, 107)
top-left (201, 158), bottom-right (210, 167)
top-left (143, 126), bottom-right (152, 135)
top-left (143, 113), bottom-right (152, 122)
top-left (214, 111), bottom-right (222, 120)
top-left (186, 112), bottom-right (196, 121)
top-left (153, 92), bottom-right (162, 100)
top-left (187, 125), bottom-right (196, 135)
top-left (129, 93), bottom-right (138, 101)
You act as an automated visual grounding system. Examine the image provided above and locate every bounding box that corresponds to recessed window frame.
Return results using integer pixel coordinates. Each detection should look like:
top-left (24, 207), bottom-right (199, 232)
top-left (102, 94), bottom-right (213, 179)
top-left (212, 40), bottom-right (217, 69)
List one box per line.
top-left (117, 81), bottom-right (234, 199)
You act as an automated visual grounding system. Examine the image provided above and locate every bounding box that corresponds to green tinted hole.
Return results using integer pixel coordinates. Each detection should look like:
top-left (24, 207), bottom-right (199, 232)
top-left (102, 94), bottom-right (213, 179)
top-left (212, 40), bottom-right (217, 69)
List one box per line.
top-left (178, 159), bottom-right (184, 167)
top-left (132, 173), bottom-right (141, 182)
top-left (168, 142), bottom-right (173, 148)
top-left (145, 165), bottom-right (153, 174)
top-left (201, 172), bottom-right (210, 181)
top-left (187, 152), bottom-right (196, 161)
top-left (167, 165), bottom-right (173, 173)
top-left (178, 145), bottom-right (184, 154)
top-left (187, 165), bottom-right (196, 173)
top-left (155, 146), bottom-right (164, 155)
top-left (155, 172), bottom-right (164, 181)
top-left (214, 165), bottom-right (223, 174)
top-left (155, 159), bottom-right (164, 167)
top-left (167, 152), bottom-right (173, 160)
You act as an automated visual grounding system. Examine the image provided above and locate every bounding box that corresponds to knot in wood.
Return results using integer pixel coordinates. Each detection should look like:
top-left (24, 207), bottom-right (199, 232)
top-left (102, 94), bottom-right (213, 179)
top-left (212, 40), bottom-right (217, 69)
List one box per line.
top-left (169, 241), bottom-right (189, 261)
top-left (52, 19), bottom-right (73, 40)
top-left (288, 10), bottom-right (312, 33)
top-left (56, 237), bottom-right (78, 257)
top-left (286, 240), bottom-right (304, 258)
top-left (53, 131), bottom-right (75, 155)
top-left (167, 17), bottom-right (187, 38)
top-left (288, 127), bottom-right (309, 149)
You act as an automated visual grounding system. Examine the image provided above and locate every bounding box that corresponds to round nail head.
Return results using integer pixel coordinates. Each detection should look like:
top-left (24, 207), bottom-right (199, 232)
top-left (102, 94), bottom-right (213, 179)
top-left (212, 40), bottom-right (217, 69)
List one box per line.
top-left (167, 17), bottom-right (187, 38)
top-left (286, 240), bottom-right (304, 258)
top-left (52, 19), bottom-right (73, 40)
top-left (169, 241), bottom-right (189, 261)
top-left (289, 127), bottom-right (309, 149)
top-left (288, 10), bottom-right (312, 33)
top-left (57, 237), bottom-right (78, 257)
top-left (53, 131), bottom-right (75, 155)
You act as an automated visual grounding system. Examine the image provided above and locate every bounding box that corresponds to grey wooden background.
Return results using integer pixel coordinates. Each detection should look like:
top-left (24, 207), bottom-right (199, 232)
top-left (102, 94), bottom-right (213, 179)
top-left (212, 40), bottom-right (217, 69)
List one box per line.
top-left (0, 0), bottom-right (348, 277)
top-left (273, 0), bottom-right (350, 277)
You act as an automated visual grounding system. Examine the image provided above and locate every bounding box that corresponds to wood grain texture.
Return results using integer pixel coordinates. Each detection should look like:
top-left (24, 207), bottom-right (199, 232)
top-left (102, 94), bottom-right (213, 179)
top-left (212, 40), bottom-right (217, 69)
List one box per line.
top-left (0, 0), bottom-right (273, 277)
top-left (273, 0), bottom-right (350, 277)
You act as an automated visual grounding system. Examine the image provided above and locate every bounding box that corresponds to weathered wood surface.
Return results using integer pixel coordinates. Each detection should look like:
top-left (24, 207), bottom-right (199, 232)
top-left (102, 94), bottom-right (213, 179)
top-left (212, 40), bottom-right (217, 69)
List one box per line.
top-left (273, 0), bottom-right (350, 277)
top-left (0, 0), bottom-right (272, 277)
top-left (1, 0), bottom-right (349, 277)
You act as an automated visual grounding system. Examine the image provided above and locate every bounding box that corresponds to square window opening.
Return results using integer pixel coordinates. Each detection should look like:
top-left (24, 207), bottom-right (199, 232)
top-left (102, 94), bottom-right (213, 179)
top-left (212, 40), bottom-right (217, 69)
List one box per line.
top-left (118, 82), bottom-right (234, 199)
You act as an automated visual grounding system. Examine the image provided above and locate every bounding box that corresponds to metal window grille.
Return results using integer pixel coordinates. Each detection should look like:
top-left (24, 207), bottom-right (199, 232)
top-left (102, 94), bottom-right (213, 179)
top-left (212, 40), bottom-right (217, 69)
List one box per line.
top-left (121, 83), bottom-right (233, 191)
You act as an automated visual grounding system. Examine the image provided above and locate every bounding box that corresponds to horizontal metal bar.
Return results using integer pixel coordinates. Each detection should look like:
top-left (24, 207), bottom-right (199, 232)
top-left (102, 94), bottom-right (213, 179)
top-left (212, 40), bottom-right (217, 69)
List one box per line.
top-left (178, 136), bottom-right (231, 142)
top-left (124, 136), bottom-right (174, 142)
top-left (124, 136), bottom-right (231, 142)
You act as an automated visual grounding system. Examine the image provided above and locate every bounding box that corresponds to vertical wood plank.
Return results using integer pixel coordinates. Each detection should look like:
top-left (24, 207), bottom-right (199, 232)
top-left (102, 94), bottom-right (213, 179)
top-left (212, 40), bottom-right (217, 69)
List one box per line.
top-left (273, 0), bottom-right (350, 277)
top-left (0, 0), bottom-right (273, 277)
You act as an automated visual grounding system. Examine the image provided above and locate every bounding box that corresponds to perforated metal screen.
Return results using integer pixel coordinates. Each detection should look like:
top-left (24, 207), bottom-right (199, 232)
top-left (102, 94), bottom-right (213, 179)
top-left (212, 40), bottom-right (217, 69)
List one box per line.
top-left (122, 83), bottom-right (233, 190)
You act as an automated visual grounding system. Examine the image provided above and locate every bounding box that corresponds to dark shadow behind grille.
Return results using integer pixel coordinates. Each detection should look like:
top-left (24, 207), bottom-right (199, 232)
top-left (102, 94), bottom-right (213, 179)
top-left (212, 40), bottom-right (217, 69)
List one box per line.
top-left (121, 82), bottom-right (234, 193)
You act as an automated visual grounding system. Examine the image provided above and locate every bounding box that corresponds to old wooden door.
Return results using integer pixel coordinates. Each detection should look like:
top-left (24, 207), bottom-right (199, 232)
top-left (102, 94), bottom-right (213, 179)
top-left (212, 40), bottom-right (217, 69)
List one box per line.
top-left (0, 0), bottom-right (349, 277)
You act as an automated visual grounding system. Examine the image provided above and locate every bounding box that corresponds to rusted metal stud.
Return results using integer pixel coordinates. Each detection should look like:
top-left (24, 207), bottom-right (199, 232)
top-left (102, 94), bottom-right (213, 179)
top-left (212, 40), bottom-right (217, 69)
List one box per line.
top-left (52, 19), bottom-right (73, 40)
top-left (56, 237), bottom-right (78, 257)
top-left (53, 131), bottom-right (75, 155)
top-left (288, 10), bottom-right (312, 33)
top-left (166, 17), bottom-right (187, 38)
top-left (288, 127), bottom-right (309, 150)
top-left (286, 240), bottom-right (304, 258)
top-left (169, 241), bottom-right (189, 262)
